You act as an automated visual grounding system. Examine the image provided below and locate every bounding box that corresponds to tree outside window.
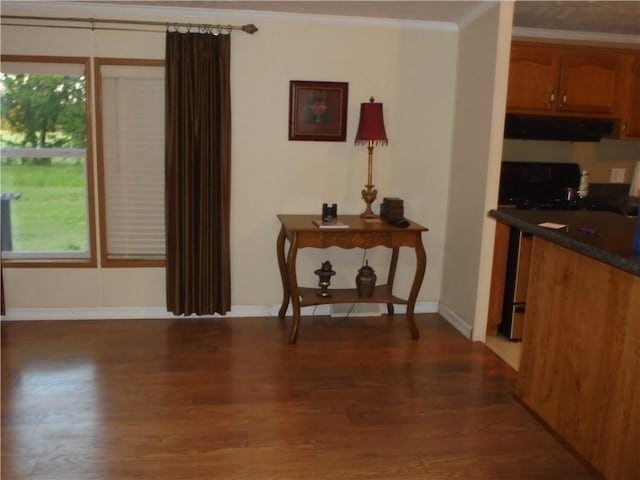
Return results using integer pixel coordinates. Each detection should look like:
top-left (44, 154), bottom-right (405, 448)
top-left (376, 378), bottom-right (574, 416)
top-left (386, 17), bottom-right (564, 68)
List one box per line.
top-left (0, 58), bottom-right (94, 264)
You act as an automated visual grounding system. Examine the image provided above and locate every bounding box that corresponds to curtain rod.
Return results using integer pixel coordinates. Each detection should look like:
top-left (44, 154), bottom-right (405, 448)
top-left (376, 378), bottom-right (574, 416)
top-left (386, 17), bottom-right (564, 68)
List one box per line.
top-left (0, 14), bottom-right (258, 34)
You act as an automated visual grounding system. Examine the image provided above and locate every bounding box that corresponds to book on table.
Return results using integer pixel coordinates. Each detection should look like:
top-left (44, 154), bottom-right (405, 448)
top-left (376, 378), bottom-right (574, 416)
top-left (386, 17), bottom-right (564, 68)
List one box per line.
top-left (312, 219), bottom-right (349, 229)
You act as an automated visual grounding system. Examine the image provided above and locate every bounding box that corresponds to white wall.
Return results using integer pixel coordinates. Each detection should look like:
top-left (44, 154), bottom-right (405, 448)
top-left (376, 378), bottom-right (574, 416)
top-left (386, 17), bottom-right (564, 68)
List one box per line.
top-left (1, 3), bottom-right (459, 317)
top-left (439, 3), bottom-right (513, 339)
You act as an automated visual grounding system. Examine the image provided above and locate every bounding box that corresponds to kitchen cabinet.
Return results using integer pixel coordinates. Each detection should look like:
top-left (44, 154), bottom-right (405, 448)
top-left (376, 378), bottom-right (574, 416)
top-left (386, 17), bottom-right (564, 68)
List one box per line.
top-left (618, 54), bottom-right (640, 139)
top-left (507, 42), bottom-right (624, 117)
top-left (518, 239), bottom-right (639, 480)
top-left (488, 209), bottom-right (640, 480)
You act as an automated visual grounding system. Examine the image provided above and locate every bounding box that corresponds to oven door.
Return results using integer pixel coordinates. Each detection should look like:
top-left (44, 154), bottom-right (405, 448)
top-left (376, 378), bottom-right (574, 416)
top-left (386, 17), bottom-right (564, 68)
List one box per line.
top-left (499, 229), bottom-right (532, 341)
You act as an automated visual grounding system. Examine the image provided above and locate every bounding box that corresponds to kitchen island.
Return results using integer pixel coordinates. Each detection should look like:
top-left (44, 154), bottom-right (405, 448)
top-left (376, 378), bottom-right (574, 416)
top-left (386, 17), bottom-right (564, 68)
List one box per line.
top-left (488, 208), bottom-right (639, 480)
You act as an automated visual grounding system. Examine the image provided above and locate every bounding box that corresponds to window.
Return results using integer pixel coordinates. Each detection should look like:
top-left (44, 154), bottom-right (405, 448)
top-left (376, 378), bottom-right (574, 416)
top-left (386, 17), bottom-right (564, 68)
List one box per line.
top-left (0, 56), bottom-right (96, 266)
top-left (0, 56), bottom-right (166, 268)
top-left (96, 59), bottom-right (166, 267)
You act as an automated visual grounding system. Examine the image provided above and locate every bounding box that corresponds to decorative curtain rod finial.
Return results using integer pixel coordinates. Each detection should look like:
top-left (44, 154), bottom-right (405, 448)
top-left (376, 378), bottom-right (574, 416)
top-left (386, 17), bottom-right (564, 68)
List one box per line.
top-left (242, 24), bottom-right (258, 34)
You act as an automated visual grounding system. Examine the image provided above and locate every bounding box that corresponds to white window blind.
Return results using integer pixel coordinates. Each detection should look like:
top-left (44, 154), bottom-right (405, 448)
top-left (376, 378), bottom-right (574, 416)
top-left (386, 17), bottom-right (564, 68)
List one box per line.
top-left (100, 65), bottom-right (165, 259)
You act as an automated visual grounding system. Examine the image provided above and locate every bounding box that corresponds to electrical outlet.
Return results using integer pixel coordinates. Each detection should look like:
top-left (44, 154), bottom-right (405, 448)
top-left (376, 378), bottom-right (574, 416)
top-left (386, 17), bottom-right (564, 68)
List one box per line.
top-left (611, 168), bottom-right (626, 183)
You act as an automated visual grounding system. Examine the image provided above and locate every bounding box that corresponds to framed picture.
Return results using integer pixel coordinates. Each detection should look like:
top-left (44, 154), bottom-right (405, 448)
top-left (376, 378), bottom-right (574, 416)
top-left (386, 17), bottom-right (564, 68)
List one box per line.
top-left (288, 80), bottom-right (348, 141)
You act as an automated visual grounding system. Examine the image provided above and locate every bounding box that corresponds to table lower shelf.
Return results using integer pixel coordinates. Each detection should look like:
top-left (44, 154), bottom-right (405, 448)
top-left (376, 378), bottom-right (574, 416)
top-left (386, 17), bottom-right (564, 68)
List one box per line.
top-left (298, 284), bottom-right (407, 308)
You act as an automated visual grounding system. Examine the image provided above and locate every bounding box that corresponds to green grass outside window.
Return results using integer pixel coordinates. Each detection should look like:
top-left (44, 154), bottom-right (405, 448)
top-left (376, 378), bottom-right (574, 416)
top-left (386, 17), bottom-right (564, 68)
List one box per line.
top-left (1, 163), bottom-right (88, 253)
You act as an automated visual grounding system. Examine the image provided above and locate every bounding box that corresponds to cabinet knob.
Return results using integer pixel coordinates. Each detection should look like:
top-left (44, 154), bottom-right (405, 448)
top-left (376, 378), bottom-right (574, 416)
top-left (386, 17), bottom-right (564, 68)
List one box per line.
top-left (548, 90), bottom-right (555, 106)
top-left (622, 122), bottom-right (628, 132)
top-left (560, 91), bottom-right (567, 107)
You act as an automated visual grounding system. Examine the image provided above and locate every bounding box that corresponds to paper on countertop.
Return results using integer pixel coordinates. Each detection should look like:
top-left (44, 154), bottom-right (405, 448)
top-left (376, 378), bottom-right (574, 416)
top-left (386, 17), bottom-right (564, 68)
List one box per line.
top-left (538, 222), bottom-right (567, 229)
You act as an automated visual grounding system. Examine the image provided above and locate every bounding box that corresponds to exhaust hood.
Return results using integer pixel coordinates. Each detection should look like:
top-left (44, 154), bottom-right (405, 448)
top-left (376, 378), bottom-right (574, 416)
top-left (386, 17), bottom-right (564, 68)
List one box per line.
top-left (504, 114), bottom-right (614, 142)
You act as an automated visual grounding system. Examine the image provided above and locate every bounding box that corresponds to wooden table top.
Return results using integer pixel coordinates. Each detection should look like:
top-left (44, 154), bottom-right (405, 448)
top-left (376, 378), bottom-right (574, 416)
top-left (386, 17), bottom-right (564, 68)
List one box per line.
top-left (277, 214), bottom-right (428, 233)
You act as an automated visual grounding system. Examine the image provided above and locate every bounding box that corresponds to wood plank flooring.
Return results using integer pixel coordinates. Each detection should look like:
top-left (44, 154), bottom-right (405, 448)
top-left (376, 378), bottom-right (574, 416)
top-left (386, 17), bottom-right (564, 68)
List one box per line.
top-left (1, 314), bottom-right (596, 479)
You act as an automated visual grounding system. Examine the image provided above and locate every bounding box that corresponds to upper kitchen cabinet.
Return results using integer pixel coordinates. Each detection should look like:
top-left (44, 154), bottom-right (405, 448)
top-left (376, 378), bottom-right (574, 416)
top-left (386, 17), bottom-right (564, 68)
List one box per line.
top-left (507, 42), bottom-right (624, 118)
top-left (618, 54), bottom-right (640, 139)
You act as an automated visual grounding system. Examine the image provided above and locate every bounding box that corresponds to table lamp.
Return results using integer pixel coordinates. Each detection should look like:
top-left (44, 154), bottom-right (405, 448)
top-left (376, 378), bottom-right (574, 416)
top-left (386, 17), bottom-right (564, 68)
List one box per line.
top-left (355, 97), bottom-right (388, 219)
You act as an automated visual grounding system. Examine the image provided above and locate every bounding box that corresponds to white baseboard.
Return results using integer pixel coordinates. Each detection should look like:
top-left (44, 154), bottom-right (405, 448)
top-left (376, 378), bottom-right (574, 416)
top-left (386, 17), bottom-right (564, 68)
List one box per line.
top-left (1, 301), bottom-right (439, 321)
top-left (438, 303), bottom-right (473, 339)
top-left (1, 306), bottom-right (266, 321)
top-left (398, 301), bottom-right (440, 314)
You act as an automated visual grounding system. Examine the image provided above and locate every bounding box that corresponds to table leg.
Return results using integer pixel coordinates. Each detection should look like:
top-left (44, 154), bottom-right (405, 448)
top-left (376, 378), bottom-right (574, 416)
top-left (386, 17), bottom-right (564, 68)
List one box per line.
top-left (385, 247), bottom-right (399, 315)
top-left (286, 234), bottom-right (301, 344)
top-left (407, 235), bottom-right (427, 339)
top-left (277, 225), bottom-right (289, 318)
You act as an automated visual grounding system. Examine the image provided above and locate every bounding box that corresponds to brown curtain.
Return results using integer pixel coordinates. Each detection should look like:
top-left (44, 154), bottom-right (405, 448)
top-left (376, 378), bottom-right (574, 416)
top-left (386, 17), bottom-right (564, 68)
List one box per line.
top-left (165, 31), bottom-right (231, 315)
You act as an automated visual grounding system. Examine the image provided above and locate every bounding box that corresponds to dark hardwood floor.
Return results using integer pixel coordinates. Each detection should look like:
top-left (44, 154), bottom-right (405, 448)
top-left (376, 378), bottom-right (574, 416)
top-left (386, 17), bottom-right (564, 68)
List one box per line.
top-left (1, 314), bottom-right (596, 479)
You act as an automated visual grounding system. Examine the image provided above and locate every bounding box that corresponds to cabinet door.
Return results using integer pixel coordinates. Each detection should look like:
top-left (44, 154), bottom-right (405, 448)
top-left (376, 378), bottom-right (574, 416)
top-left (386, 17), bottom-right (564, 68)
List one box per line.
top-left (620, 55), bottom-right (640, 139)
top-left (506, 44), bottom-right (559, 113)
top-left (557, 51), bottom-right (623, 115)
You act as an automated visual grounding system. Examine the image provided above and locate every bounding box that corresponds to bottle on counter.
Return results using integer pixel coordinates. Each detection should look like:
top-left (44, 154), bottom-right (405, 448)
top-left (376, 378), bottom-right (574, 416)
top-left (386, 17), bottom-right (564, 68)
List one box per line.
top-left (579, 170), bottom-right (590, 198)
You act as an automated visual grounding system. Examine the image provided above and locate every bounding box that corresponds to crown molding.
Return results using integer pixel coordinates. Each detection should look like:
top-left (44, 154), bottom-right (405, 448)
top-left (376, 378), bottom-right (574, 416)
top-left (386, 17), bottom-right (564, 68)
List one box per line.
top-left (2, 1), bottom-right (458, 33)
top-left (244, 10), bottom-right (458, 32)
top-left (512, 26), bottom-right (640, 47)
top-left (457, 0), bottom-right (499, 30)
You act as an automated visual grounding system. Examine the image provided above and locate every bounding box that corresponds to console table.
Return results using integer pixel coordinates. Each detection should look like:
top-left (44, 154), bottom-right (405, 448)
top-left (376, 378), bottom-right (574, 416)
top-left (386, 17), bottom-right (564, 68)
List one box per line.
top-left (277, 214), bottom-right (428, 343)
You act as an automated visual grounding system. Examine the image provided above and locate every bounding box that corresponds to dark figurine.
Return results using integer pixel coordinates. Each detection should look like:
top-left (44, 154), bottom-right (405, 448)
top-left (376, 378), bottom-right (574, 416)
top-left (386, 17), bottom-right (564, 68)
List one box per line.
top-left (314, 261), bottom-right (336, 297)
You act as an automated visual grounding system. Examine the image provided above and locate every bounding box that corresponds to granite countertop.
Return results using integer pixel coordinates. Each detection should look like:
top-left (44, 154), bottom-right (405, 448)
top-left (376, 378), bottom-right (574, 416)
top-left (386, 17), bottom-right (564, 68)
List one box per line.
top-left (489, 208), bottom-right (640, 277)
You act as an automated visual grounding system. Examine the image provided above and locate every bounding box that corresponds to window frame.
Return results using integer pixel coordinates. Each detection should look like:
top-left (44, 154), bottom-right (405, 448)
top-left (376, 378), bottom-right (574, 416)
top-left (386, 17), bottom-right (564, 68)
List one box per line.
top-left (0, 55), bottom-right (97, 268)
top-left (94, 58), bottom-right (166, 268)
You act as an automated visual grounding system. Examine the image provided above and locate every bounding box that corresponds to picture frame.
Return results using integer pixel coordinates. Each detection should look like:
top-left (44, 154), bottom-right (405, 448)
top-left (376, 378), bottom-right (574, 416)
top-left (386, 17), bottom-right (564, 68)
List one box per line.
top-left (288, 80), bottom-right (348, 141)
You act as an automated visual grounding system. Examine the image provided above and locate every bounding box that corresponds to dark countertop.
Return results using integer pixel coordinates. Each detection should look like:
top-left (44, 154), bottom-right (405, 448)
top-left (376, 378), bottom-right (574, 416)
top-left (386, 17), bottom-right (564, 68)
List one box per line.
top-left (489, 208), bottom-right (640, 277)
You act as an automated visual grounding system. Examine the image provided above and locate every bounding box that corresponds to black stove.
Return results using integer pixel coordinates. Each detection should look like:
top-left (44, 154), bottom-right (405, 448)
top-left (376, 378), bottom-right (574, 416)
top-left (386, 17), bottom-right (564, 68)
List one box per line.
top-left (514, 198), bottom-right (583, 211)
top-left (499, 161), bottom-right (582, 210)
top-left (498, 161), bottom-right (637, 215)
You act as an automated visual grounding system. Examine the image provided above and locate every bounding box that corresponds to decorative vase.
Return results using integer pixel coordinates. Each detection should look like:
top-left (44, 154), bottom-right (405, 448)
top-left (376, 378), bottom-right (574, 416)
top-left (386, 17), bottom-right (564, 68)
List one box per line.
top-left (356, 260), bottom-right (376, 297)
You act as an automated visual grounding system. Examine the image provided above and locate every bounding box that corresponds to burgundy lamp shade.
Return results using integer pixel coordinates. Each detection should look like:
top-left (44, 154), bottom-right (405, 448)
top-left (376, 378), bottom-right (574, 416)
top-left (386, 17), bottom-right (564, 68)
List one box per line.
top-left (354, 97), bottom-right (388, 146)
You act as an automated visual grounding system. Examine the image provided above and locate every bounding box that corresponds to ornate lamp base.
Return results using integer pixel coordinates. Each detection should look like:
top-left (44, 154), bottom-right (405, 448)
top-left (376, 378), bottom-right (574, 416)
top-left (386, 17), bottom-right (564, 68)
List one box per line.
top-left (361, 184), bottom-right (377, 219)
top-left (361, 185), bottom-right (382, 223)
